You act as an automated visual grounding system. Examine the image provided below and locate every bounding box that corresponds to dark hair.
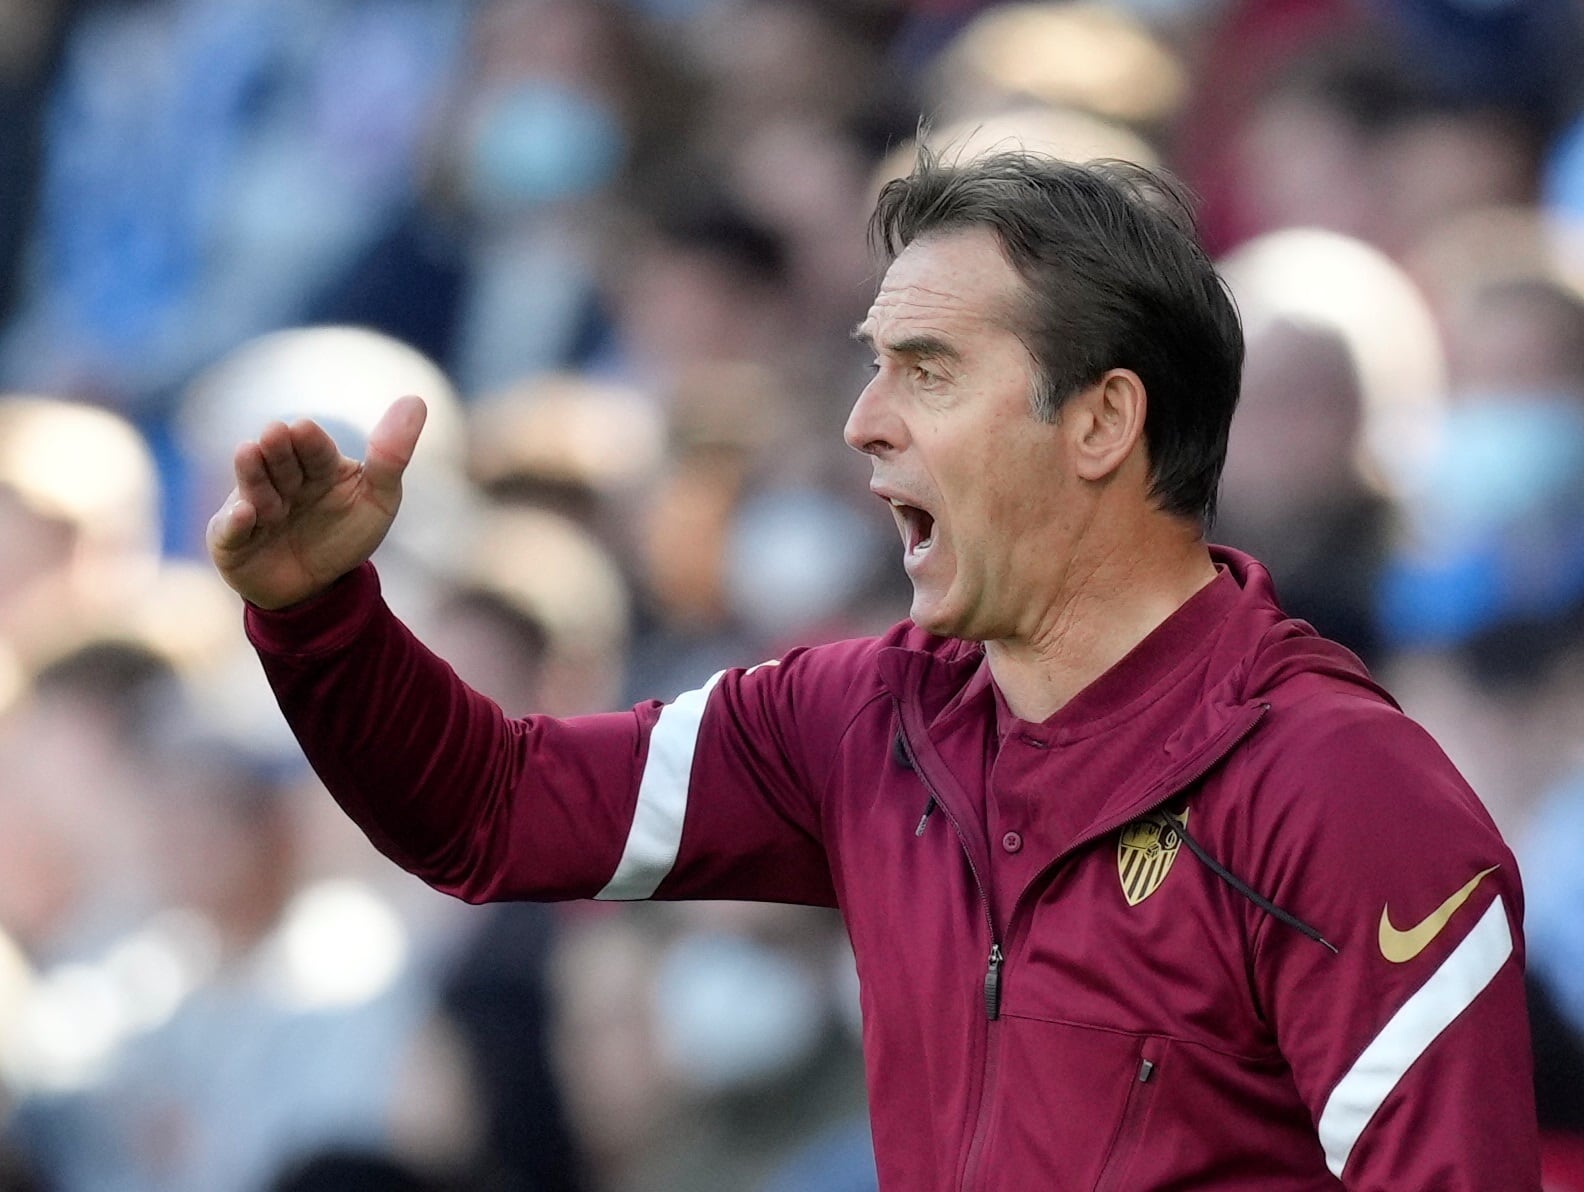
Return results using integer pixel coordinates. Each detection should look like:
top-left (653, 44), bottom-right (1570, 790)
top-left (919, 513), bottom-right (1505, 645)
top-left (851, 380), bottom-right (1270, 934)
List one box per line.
top-left (869, 147), bottom-right (1245, 525)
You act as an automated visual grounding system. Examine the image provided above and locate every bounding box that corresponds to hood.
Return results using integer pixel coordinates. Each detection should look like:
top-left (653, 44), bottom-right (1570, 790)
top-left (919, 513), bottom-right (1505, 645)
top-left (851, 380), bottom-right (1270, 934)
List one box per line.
top-left (1209, 547), bottom-right (1397, 714)
top-left (874, 546), bottom-right (1394, 953)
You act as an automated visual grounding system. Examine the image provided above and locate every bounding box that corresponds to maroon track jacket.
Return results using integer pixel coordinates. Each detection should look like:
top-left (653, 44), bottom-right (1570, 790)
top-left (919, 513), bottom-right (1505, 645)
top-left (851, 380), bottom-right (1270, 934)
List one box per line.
top-left (247, 548), bottom-right (1540, 1190)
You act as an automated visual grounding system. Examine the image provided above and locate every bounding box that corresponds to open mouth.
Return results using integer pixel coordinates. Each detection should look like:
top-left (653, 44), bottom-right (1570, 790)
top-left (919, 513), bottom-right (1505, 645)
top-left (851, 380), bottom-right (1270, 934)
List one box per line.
top-left (889, 499), bottom-right (936, 556)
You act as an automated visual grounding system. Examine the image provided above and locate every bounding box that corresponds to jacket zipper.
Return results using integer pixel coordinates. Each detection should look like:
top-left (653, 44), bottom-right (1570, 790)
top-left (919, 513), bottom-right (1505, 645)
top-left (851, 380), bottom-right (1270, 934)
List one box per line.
top-left (960, 1004), bottom-right (1004, 1192)
top-left (894, 716), bottom-right (1005, 1192)
top-left (984, 943), bottom-right (1003, 1020)
top-left (894, 724), bottom-right (1001, 999)
top-left (897, 696), bottom-right (1267, 1191)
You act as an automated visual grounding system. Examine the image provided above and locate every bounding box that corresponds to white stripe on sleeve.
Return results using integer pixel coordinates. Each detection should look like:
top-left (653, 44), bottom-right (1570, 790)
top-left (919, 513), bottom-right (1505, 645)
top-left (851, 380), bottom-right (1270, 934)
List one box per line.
top-left (595, 671), bottom-right (725, 901)
top-left (1317, 894), bottom-right (1513, 1178)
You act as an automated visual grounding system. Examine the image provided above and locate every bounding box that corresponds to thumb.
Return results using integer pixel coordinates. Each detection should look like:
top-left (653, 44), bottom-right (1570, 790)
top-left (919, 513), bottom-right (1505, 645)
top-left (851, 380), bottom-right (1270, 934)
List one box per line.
top-left (362, 394), bottom-right (429, 498)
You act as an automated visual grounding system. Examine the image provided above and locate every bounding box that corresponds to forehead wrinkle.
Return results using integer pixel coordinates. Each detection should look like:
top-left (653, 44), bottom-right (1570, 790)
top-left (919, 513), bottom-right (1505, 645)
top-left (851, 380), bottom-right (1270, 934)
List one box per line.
top-left (862, 280), bottom-right (1002, 347)
top-left (861, 286), bottom-right (1035, 378)
top-left (868, 229), bottom-right (1036, 343)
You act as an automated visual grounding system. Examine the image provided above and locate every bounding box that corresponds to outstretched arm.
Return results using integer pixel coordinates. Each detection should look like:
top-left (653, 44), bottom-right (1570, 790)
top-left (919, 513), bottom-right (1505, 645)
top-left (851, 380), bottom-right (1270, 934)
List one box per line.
top-left (215, 394), bottom-right (838, 908)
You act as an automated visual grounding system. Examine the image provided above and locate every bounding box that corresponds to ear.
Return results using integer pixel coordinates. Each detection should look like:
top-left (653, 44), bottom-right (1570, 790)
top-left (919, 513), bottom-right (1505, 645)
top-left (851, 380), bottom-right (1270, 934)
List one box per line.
top-left (1070, 368), bottom-right (1146, 482)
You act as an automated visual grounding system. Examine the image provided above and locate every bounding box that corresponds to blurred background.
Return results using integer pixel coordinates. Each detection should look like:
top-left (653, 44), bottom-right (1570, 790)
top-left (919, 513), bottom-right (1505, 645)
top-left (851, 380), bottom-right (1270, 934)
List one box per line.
top-left (1, 0), bottom-right (1583, 1188)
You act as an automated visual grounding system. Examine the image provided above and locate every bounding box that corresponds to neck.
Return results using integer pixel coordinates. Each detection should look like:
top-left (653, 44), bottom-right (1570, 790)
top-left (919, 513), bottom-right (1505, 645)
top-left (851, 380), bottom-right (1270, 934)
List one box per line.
top-left (986, 519), bottom-right (1217, 723)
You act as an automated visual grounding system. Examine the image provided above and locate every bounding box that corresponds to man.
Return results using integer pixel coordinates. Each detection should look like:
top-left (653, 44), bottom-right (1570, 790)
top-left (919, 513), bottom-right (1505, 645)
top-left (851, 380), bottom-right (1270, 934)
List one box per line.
top-left (209, 151), bottom-right (1540, 1189)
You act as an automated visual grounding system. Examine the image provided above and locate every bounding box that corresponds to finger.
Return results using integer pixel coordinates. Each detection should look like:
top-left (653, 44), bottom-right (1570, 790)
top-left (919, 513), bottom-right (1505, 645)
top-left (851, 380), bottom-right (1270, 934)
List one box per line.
top-left (362, 395), bottom-right (428, 500)
top-left (259, 421), bottom-right (305, 497)
top-left (206, 491), bottom-right (258, 554)
top-left (289, 417), bottom-right (345, 488)
top-left (234, 440), bottom-right (287, 523)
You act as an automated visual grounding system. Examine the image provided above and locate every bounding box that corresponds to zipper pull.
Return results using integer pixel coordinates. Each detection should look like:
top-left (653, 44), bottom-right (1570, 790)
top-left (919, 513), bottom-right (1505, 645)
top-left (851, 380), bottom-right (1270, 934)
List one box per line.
top-left (984, 944), bottom-right (1004, 1021)
top-left (914, 797), bottom-right (937, 837)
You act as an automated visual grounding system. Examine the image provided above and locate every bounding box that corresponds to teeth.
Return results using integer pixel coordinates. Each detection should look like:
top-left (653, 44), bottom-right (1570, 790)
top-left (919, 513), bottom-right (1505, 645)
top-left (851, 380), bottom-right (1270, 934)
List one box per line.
top-left (890, 498), bottom-right (905, 507)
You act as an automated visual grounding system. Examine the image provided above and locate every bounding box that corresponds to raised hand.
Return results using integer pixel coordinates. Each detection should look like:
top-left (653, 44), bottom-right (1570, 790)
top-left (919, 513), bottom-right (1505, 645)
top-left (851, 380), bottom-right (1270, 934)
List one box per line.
top-left (207, 395), bottom-right (428, 609)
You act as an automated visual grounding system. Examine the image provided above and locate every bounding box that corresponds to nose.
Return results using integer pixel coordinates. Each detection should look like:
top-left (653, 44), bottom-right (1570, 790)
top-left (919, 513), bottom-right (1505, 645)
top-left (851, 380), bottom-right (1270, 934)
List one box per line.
top-left (843, 374), bottom-right (902, 457)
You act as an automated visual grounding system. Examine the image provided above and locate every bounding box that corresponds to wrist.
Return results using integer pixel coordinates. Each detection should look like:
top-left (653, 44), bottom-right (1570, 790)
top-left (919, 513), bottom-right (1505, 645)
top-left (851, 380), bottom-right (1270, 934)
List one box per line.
top-left (244, 563), bottom-right (382, 656)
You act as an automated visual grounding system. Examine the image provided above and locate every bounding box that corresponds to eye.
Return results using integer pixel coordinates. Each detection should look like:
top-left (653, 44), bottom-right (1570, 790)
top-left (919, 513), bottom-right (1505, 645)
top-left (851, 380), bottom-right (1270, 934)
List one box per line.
top-left (912, 363), bottom-right (941, 388)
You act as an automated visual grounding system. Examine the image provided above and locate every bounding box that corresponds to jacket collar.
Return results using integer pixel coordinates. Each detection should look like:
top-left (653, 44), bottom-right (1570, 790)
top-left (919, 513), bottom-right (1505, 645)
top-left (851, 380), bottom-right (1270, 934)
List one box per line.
top-left (877, 549), bottom-right (1257, 737)
top-left (994, 563), bottom-right (1244, 748)
top-left (874, 548), bottom-right (1375, 845)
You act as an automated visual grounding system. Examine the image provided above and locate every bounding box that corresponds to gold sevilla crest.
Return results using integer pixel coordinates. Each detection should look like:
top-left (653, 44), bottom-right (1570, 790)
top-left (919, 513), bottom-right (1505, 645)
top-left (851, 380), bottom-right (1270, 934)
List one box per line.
top-left (1117, 808), bottom-right (1188, 906)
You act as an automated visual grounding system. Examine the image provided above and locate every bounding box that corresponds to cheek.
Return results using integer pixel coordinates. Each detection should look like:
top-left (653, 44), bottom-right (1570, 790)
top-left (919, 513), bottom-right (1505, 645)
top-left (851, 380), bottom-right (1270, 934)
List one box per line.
top-left (979, 441), bottom-right (1062, 523)
top-left (923, 398), bottom-right (1059, 523)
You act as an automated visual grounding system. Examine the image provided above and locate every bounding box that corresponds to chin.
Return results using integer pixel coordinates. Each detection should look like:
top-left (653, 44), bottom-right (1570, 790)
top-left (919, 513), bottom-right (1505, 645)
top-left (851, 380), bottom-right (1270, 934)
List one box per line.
top-left (909, 594), bottom-right (964, 638)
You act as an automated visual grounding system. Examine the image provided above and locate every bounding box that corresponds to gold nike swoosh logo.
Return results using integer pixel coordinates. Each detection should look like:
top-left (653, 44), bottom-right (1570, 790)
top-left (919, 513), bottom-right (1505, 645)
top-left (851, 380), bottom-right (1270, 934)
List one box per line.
top-left (1378, 865), bottom-right (1500, 963)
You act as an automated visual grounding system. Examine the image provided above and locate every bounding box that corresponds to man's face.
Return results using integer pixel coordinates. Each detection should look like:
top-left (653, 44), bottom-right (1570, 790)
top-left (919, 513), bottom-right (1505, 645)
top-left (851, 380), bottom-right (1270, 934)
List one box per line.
top-left (846, 228), bottom-right (1078, 641)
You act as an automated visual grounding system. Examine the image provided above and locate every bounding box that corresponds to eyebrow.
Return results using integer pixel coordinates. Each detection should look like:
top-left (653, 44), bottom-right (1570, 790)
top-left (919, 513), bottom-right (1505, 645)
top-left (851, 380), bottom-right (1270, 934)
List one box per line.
top-left (850, 327), bottom-right (962, 364)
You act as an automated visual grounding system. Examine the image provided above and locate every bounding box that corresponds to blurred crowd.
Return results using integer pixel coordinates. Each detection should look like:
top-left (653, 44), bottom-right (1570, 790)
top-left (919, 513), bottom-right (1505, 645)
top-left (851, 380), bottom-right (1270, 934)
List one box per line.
top-left (2, 0), bottom-right (1584, 1188)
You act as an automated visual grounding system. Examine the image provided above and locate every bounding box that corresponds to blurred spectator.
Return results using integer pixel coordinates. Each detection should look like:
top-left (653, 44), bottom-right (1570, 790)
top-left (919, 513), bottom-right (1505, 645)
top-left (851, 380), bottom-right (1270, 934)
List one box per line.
top-left (311, 0), bottom-right (693, 396)
top-left (433, 900), bottom-right (581, 1192)
top-left (724, 479), bottom-right (893, 654)
top-left (1366, 275), bottom-right (1584, 841)
top-left (6, 677), bottom-right (484, 1192)
top-left (440, 504), bottom-right (633, 717)
top-left (1169, 0), bottom-right (1362, 255)
top-left (1227, 41), bottom-right (1537, 257)
top-left (1403, 205), bottom-right (1584, 363)
top-left (548, 912), bottom-right (674, 1192)
top-left (465, 373), bottom-right (664, 538)
top-left (680, 4), bottom-right (910, 403)
top-left (1217, 319), bottom-right (1389, 664)
top-left (1370, 0), bottom-right (1584, 129)
top-left (0, 0), bottom-right (469, 410)
top-left (0, 640), bottom-right (166, 968)
top-left (1176, 20), bottom-right (1561, 259)
top-left (1218, 226), bottom-right (1447, 513)
top-left (604, 189), bottom-right (798, 393)
top-left (547, 902), bottom-right (870, 1192)
top-left (623, 361), bottom-right (810, 700)
top-left (929, 1), bottom-right (1185, 133)
top-left (723, 115), bottom-right (880, 359)
top-left (1443, 274), bottom-right (1584, 400)
top-left (1380, 277), bottom-right (1584, 655)
top-left (682, 1), bottom-right (908, 159)
top-left (421, 510), bottom-right (643, 1190)
top-left (0, 0), bottom-right (77, 325)
top-left (645, 902), bottom-right (869, 1192)
top-left (0, 397), bottom-right (161, 665)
